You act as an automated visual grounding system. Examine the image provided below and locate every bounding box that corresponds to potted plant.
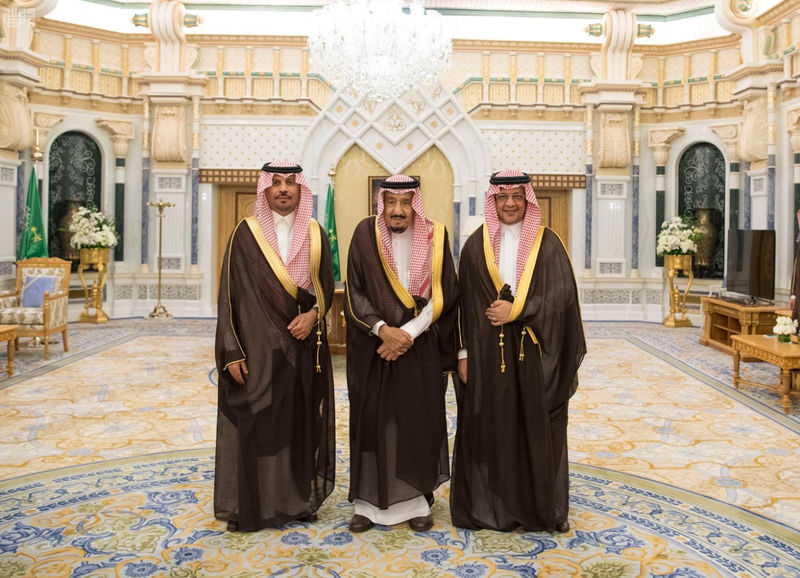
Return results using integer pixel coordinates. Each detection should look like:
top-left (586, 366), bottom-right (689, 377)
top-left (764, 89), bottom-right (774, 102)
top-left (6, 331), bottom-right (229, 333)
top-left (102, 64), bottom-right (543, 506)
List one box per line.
top-left (657, 216), bottom-right (701, 272)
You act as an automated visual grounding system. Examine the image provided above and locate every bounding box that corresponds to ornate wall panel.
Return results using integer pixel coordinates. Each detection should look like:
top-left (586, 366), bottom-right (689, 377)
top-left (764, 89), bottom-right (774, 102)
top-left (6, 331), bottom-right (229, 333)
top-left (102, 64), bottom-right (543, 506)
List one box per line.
top-left (543, 83), bottom-right (564, 105)
top-left (489, 53), bottom-right (508, 77)
top-left (481, 127), bottom-right (584, 174)
top-left (39, 31), bottom-right (64, 62)
top-left (488, 83), bottom-right (510, 104)
top-left (199, 124), bottom-right (307, 168)
top-left (252, 77), bottom-right (274, 98)
top-left (690, 83), bottom-right (708, 105)
top-left (664, 86), bottom-right (683, 107)
top-left (71, 70), bottom-right (92, 93)
top-left (545, 54), bottom-right (562, 78)
top-left (223, 47), bottom-right (246, 71)
top-left (252, 47), bottom-right (272, 71)
top-left (716, 81), bottom-right (733, 102)
top-left (640, 57), bottom-right (659, 81)
top-left (100, 43), bottom-right (122, 71)
top-left (571, 54), bottom-right (591, 79)
top-left (99, 75), bottom-right (121, 97)
top-left (691, 52), bottom-right (711, 77)
top-left (718, 48), bottom-right (740, 71)
top-left (280, 78), bottom-right (302, 100)
top-left (457, 83), bottom-right (482, 112)
top-left (515, 53), bottom-right (536, 77)
top-left (194, 46), bottom-right (216, 71)
top-left (224, 77), bottom-right (245, 98)
top-left (39, 67), bottom-right (63, 90)
top-left (517, 83), bottom-right (537, 104)
top-left (48, 131), bottom-right (102, 262)
top-left (128, 45), bottom-right (146, 72)
top-left (203, 78), bottom-right (217, 98)
top-left (307, 79), bottom-right (330, 109)
top-left (442, 51), bottom-right (481, 91)
top-left (281, 48), bottom-right (303, 72)
top-left (641, 88), bottom-right (657, 107)
top-left (152, 105), bottom-right (187, 163)
top-left (666, 56), bottom-right (684, 81)
top-left (678, 142), bottom-right (726, 278)
top-left (71, 37), bottom-right (93, 67)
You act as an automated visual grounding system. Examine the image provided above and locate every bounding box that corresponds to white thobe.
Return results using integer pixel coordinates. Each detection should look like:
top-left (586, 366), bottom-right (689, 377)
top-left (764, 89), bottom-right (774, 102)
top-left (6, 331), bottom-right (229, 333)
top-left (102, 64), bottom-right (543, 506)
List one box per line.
top-left (272, 210), bottom-right (295, 264)
top-left (359, 225), bottom-right (433, 525)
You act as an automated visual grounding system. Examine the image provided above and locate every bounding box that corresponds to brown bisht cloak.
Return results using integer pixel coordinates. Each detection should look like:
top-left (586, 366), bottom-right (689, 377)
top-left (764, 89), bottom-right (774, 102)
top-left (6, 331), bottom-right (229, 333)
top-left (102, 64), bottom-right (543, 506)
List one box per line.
top-left (214, 216), bottom-right (335, 531)
top-left (450, 225), bottom-right (586, 532)
top-left (344, 216), bottom-right (458, 510)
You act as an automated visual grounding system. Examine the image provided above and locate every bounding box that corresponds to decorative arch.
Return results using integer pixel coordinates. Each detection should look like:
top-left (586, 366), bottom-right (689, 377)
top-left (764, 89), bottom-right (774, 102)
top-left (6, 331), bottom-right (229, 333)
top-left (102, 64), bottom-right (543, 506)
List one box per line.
top-left (677, 141), bottom-right (726, 278)
top-left (300, 82), bottom-right (491, 256)
top-left (48, 131), bottom-right (103, 261)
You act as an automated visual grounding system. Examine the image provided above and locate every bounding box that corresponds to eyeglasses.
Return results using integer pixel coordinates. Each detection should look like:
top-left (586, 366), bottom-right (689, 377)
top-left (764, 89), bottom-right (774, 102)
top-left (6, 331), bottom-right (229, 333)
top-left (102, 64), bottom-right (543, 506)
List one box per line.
top-left (495, 194), bottom-right (526, 204)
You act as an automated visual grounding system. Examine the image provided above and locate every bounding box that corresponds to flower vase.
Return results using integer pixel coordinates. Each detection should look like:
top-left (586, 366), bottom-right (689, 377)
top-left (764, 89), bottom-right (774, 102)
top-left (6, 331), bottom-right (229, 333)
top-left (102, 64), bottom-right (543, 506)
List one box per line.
top-left (663, 254), bottom-right (694, 327)
top-left (778, 334), bottom-right (791, 343)
top-left (58, 200), bottom-right (82, 261)
top-left (77, 247), bottom-right (111, 323)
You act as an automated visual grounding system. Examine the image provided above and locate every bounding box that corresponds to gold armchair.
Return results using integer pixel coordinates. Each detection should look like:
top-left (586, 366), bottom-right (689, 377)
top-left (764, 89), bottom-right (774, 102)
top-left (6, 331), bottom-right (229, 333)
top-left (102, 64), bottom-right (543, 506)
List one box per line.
top-left (0, 257), bottom-right (71, 359)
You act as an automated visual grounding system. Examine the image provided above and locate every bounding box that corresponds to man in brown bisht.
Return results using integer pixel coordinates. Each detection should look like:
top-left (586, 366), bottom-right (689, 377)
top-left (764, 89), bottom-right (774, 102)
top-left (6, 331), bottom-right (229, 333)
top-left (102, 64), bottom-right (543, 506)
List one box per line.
top-left (344, 174), bottom-right (458, 533)
top-left (214, 160), bottom-right (335, 531)
top-left (450, 169), bottom-right (586, 533)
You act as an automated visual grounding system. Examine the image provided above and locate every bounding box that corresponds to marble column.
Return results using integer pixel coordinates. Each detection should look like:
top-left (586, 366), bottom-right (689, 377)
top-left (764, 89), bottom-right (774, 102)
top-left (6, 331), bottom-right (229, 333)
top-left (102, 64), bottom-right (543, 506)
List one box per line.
top-left (711, 125), bottom-right (741, 232)
top-left (631, 105), bottom-right (641, 276)
top-left (97, 119), bottom-right (135, 263)
top-left (648, 128), bottom-right (685, 267)
top-left (584, 105), bottom-right (594, 274)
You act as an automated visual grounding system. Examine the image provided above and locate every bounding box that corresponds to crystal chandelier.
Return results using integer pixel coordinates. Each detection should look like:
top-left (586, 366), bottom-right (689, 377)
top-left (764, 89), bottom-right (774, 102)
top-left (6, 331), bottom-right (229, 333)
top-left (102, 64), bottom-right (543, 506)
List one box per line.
top-left (307, 0), bottom-right (452, 101)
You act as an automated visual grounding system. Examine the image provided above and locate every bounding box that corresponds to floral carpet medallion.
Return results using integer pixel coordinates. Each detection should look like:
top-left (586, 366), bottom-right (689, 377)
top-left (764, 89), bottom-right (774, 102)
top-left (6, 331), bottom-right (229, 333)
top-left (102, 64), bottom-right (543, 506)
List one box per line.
top-left (2, 320), bottom-right (800, 576)
top-left (0, 450), bottom-right (798, 577)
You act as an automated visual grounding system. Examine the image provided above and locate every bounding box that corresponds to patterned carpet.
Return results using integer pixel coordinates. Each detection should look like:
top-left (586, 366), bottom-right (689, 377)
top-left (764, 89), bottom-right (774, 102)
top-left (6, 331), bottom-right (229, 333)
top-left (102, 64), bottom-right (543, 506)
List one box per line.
top-left (1, 319), bottom-right (799, 576)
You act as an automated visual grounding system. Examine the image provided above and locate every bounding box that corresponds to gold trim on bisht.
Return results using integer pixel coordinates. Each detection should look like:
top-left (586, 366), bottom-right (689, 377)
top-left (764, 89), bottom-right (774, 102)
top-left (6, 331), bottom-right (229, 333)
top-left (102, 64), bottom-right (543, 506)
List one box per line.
top-left (245, 216), bottom-right (298, 299)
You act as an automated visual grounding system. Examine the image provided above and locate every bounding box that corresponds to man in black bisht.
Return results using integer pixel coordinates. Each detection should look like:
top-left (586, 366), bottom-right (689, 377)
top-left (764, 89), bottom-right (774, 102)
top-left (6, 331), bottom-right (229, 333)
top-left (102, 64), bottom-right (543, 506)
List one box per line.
top-left (344, 174), bottom-right (458, 533)
top-left (450, 169), bottom-right (586, 533)
top-left (214, 160), bottom-right (335, 531)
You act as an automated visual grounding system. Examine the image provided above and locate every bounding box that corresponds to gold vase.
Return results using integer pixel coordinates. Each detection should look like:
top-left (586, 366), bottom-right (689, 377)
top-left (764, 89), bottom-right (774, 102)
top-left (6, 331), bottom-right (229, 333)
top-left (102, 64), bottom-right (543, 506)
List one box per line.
top-left (663, 253), bottom-right (694, 327)
top-left (694, 208), bottom-right (717, 269)
top-left (57, 200), bottom-right (82, 261)
top-left (77, 247), bottom-right (111, 323)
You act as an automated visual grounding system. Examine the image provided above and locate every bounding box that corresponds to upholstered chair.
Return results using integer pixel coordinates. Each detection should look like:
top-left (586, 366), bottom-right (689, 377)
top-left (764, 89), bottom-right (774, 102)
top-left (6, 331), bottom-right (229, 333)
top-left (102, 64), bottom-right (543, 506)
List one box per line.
top-left (0, 258), bottom-right (71, 359)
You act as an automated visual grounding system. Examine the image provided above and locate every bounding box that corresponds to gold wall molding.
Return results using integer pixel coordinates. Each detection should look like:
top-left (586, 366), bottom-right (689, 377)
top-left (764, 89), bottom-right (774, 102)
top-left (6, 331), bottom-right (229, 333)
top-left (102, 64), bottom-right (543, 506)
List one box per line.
top-left (640, 104), bottom-right (742, 124)
top-left (471, 107), bottom-right (585, 123)
top-left (28, 93), bottom-right (143, 114)
top-left (36, 17), bottom-right (152, 43)
top-left (97, 119), bottom-right (135, 157)
top-left (531, 174), bottom-right (586, 189)
top-left (199, 169), bottom-right (259, 185)
top-left (453, 39), bottom-right (598, 53)
top-left (597, 111), bottom-right (631, 169)
top-left (757, 0), bottom-right (800, 26)
top-left (637, 35), bottom-right (740, 56)
top-left (0, 82), bottom-right (32, 151)
top-left (739, 95), bottom-right (768, 162)
top-left (152, 104), bottom-right (187, 163)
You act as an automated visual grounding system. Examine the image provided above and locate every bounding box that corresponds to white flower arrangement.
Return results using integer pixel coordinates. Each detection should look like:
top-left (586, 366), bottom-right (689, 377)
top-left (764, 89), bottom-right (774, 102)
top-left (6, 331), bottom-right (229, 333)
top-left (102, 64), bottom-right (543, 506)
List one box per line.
top-left (773, 315), bottom-right (797, 336)
top-left (68, 205), bottom-right (118, 249)
top-left (656, 216), bottom-right (700, 256)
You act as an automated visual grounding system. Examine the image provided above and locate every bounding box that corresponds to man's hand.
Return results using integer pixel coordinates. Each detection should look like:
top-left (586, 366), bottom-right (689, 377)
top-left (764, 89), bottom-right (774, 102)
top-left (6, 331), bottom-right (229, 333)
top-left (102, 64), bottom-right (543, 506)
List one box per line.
top-left (486, 300), bottom-right (513, 326)
top-left (227, 360), bottom-right (248, 384)
top-left (377, 326), bottom-right (413, 361)
top-left (457, 358), bottom-right (467, 383)
top-left (288, 309), bottom-right (318, 340)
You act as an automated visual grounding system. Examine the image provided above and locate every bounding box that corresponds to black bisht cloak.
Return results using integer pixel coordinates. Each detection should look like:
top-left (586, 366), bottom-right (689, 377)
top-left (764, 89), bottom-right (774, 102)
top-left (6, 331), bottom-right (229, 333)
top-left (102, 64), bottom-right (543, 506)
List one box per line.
top-left (214, 217), bottom-right (335, 531)
top-left (450, 225), bottom-right (586, 532)
top-left (344, 216), bottom-right (458, 510)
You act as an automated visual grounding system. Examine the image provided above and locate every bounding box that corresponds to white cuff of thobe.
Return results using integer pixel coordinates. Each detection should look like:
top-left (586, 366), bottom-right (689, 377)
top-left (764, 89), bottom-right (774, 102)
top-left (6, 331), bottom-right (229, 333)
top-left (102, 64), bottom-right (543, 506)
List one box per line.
top-left (457, 348), bottom-right (468, 359)
top-left (371, 320), bottom-right (386, 336)
top-left (399, 300), bottom-right (433, 339)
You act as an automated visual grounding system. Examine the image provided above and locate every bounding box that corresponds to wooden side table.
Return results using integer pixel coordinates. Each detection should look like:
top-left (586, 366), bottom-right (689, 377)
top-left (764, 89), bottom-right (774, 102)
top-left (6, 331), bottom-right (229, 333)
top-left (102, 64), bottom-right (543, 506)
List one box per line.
top-left (731, 334), bottom-right (800, 414)
top-left (0, 324), bottom-right (18, 378)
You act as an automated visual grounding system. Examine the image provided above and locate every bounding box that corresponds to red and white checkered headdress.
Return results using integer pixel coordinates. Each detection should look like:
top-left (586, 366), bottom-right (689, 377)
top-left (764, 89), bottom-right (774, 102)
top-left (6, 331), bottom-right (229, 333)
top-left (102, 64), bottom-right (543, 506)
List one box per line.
top-left (254, 160), bottom-right (314, 289)
top-left (484, 169), bottom-right (542, 289)
top-left (375, 174), bottom-right (434, 299)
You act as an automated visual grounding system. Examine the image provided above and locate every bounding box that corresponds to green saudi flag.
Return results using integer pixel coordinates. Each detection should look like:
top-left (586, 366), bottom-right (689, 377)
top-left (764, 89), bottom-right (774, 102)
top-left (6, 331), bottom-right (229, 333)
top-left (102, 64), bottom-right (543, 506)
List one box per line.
top-left (324, 182), bottom-right (341, 281)
top-left (17, 167), bottom-right (49, 260)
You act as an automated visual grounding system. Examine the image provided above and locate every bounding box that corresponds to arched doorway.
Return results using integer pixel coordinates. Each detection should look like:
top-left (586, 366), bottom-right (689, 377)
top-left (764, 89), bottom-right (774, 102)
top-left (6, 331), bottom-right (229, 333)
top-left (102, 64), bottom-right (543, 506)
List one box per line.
top-left (48, 131), bottom-right (102, 263)
top-left (678, 142), bottom-right (725, 278)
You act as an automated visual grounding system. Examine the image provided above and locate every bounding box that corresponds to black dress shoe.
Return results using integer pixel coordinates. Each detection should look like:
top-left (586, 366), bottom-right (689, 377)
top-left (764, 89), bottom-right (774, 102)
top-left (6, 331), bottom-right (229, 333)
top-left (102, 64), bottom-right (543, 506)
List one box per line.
top-left (298, 512), bottom-right (318, 523)
top-left (555, 521), bottom-right (570, 533)
top-left (409, 514), bottom-right (434, 532)
top-left (348, 514), bottom-right (374, 533)
top-left (226, 520), bottom-right (239, 532)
